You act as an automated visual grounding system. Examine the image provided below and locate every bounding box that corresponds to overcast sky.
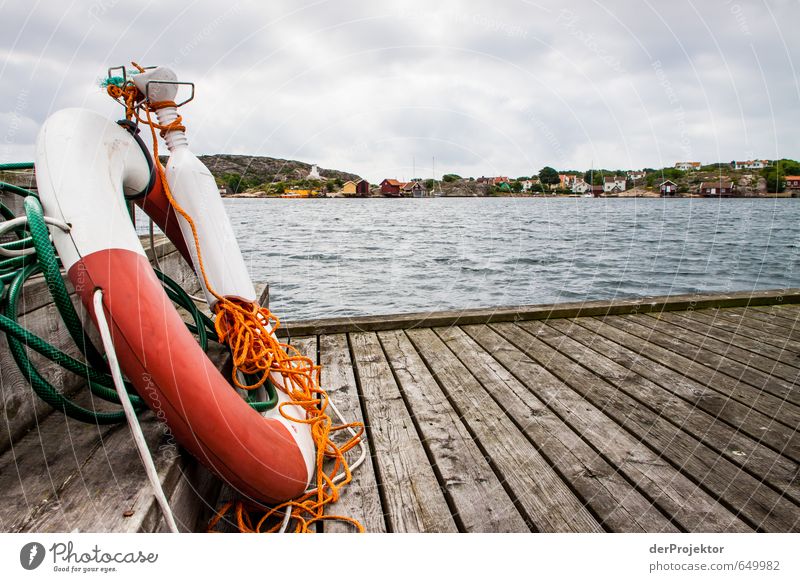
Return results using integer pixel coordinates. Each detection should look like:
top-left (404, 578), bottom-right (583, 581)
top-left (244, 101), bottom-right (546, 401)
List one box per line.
top-left (1, 0), bottom-right (798, 181)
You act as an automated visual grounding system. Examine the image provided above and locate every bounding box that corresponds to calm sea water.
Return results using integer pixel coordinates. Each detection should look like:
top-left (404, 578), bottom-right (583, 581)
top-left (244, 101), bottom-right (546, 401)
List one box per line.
top-left (141, 197), bottom-right (800, 321)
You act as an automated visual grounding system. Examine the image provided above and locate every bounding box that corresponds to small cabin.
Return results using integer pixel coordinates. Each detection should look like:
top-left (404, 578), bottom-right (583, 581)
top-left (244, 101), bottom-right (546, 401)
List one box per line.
top-left (380, 179), bottom-right (402, 196)
top-left (355, 179), bottom-right (370, 195)
top-left (785, 176), bottom-right (800, 189)
top-left (659, 180), bottom-right (678, 197)
top-left (340, 181), bottom-right (358, 196)
top-left (699, 181), bottom-right (735, 196)
top-left (402, 181), bottom-right (428, 197)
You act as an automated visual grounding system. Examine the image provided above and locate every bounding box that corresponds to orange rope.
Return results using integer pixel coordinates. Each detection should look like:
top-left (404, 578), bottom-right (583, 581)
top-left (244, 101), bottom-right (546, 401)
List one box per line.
top-left (106, 66), bottom-right (364, 533)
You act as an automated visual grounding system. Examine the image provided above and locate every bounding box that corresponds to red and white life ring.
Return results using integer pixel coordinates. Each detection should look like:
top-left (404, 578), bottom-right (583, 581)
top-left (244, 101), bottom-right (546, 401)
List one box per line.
top-left (34, 106), bottom-right (315, 504)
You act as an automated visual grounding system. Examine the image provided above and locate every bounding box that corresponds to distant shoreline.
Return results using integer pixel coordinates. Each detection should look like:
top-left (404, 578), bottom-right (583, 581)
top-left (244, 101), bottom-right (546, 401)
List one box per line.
top-left (223, 193), bottom-right (797, 200)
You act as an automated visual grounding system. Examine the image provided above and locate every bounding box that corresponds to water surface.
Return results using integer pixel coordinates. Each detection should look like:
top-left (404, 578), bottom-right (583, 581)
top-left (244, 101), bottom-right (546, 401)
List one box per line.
top-left (209, 197), bottom-right (800, 320)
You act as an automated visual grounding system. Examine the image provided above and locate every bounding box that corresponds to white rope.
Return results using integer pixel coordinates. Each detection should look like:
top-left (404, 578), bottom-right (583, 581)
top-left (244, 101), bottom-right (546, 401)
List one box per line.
top-left (92, 288), bottom-right (180, 533)
top-left (0, 215), bottom-right (71, 257)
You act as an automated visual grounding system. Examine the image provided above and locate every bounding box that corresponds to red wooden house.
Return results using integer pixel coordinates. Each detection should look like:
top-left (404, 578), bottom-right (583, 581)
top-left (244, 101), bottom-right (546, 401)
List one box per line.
top-left (785, 176), bottom-right (800, 189)
top-left (380, 179), bottom-right (402, 196)
top-left (699, 181), bottom-right (735, 196)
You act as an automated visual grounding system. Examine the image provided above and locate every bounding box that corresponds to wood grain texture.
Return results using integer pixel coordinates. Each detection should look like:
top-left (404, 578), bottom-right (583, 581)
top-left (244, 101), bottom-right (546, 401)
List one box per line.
top-left (435, 325), bottom-right (677, 533)
top-left (377, 329), bottom-right (529, 532)
top-left (544, 317), bottom-right (800, 504)
top-left (597, 315), bottom-right (800, 431)
top-left (318, 333), bottom-right (386, 533)
top-left (408, 327), bottom-right (606, 532)
top-left (635, 312), bottom-right (800, 387)
top-left (500, 320), bottom-right (798, 532)
top-left (349, 332), bottom-right (457, 532)
top-left (648, 310), bottom-right (800, 374)
top-left (463, 323), bottom-right (751, 533)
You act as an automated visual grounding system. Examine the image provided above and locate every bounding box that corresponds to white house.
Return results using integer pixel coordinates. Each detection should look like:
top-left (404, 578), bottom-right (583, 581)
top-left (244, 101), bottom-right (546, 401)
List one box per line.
top-left (520, 179), bottom-right (535, 191)
top-left (675, 162), bottom-right (701, 171)
top-left (603, 176), bottom-right (627, 193)
top-left (572, 180), bottom-right (591, 194)
top-left (732, 160), bottom-right (769, 170)
top-left (627, 170), bottom-right (646, 181)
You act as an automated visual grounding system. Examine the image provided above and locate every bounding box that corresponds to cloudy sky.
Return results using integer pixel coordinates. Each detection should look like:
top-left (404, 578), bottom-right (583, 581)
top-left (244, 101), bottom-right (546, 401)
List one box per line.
top-left (1, 0), bottom-right (798, 181)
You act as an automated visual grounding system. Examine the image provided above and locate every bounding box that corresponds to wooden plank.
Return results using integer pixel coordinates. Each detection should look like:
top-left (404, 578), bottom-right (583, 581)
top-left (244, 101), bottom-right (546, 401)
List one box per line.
top-left (493, 321), bottom-right (798, 532)
top-left (434, 326), bottom-right (677, 533)
top-left (0, 412), bottom-right (115, 531)
top-left (377, 329), bottom-right (529, 532)
top-left (648, 310), bottom-right (800, 374)
top-left (531, 319), bottom-right (800, 507)
top-left (318, 333), bottom-right (386, 533)
top-left (460, 323), bottom-right (750, 533)
top-left (735, 307), bottom-right (800, 336)
top-left (598, 315), bottom-right (800, 430)
top-left (278, 288), bottom-right (800, 337)
top-left (751, 305), bottom-right (800, 326)
top-left (348, 332), bottom-right (456, 532)
top-left (635, 312), bottom-right (800, 387)
top-left (674, 308), bottom-right (800, 355)
top-left (571, 316), bottom-right (800, 463)
top-left (719, 307), bottom-right (800, 341)
top-left (409, 328), bottom-right (615, 532)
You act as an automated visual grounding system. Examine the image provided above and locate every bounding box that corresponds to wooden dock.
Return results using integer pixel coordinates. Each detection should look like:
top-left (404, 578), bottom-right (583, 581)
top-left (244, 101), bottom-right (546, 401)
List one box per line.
top-left (2, 288), bottom-right (800, 532)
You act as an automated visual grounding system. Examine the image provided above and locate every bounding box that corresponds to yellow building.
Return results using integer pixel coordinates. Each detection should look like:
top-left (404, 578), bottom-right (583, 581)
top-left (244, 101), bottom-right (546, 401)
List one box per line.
top-left (340, 180), bottom-right (357, 195)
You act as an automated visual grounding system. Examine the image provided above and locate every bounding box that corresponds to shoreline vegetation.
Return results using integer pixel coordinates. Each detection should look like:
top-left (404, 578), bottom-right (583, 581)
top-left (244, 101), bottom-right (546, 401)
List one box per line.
top-left (204, 154), bottom-right (800, 200)
top-left (2, 154), bottom-right (798, 199)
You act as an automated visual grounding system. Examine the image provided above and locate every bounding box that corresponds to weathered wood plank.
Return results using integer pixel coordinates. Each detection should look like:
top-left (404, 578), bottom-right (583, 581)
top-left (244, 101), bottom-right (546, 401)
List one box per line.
top-left (635, 312), bottom-right (800, 387)
top-left (494, 321), bottom-right (798, 532)
top-left (278, 288), bottom-right (800, 337)
top-left (717, 307), bottom-right (800, 342)
top-left (649, 310), bottom-right (800, 374)
top-left (530, 319), bottom-right (800, 506)
top-left (568, 316), bottom-right (800, 463)
top-left (597, 315), bottom-right (800, 430)
top-left (674, 309), bottom-right (800, 355)
top-left (434, 326), bottom-right (677, 532)
top-left (751, 305), bottom-right (800, 326)
top-left (348, 332), bottom-right (457, 532)
top-left (461, 323), bottom-right (750, 533)
top-left (0, 413), bottom-right (115, 532)
top-left (318, 333), bottom-right (386, 533)
top-left (733, 307), bottom-right (800, 337)
top-left (377, 329), bottom-right (528, 532)
top-left (21, 414), bottom-right (186, 532)
top-left (408, 328), bottom-right (611, 532)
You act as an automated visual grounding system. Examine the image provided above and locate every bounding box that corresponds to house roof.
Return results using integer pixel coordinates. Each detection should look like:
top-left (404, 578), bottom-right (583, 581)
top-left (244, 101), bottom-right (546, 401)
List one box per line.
top-left (785, 175), bottom-right (800, 181)
top-left (659, 180), bottom-right (677, 186)
top-left (381, 179), bottom-right (402, 186)
top-left (604, 176), bottom-right (623, 183)
top-left (700, 182), bottom-right (734, 189)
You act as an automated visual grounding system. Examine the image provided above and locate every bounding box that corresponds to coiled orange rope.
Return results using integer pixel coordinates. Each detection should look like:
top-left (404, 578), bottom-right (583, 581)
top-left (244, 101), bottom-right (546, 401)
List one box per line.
top-left (106, 64), bottom-right (364, 532)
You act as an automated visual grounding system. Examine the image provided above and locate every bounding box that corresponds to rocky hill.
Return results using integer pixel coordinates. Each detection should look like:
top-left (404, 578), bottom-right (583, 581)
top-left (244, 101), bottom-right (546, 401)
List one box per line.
top-left (197, 154), bottom-right (361, 188)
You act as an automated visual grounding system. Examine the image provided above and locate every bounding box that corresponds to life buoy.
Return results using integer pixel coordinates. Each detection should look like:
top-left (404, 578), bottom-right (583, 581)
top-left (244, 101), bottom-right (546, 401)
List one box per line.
top-left (34, 106), bottom-right (316, 504)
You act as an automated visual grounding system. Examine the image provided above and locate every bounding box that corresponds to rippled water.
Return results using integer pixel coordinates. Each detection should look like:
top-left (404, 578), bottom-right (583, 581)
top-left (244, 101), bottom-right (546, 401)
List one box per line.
top-left (153, 197), bottom-right (800, 320)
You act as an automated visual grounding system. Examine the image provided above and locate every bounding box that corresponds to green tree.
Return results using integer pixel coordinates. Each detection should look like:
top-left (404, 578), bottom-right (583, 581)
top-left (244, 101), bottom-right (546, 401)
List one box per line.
top-left (538, 166), bottom-right (560, 190)
top-left (443, 173), bottom-right (461, 182)
top-left (762, 159), bottom-right (800, 193)
top-left (510, 180), bottom-right (523, 193)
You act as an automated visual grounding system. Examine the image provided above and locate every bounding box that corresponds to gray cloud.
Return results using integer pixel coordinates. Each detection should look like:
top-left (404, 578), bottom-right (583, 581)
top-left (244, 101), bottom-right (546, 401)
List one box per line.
top-left (1, 0), bottom-right (798, 180)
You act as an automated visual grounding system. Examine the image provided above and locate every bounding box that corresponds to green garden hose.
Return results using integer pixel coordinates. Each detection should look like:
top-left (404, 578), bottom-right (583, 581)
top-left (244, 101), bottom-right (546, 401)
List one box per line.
top-left (0, 161), bottom-right (278, 422)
